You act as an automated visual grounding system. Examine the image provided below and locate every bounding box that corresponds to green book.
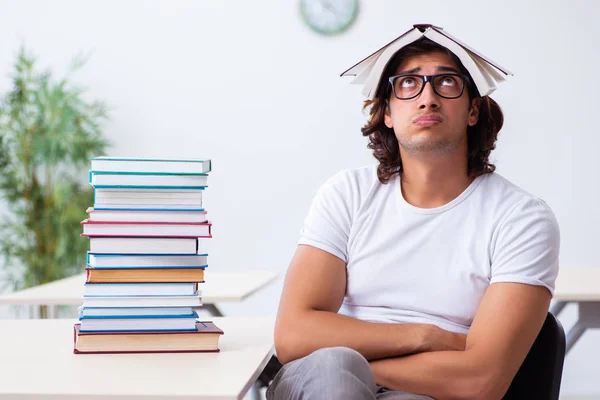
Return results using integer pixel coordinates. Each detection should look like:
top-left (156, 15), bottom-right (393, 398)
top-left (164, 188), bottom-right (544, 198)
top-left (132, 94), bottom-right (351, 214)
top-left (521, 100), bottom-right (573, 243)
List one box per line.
top-left (90, 157), bottom-right (212, 174)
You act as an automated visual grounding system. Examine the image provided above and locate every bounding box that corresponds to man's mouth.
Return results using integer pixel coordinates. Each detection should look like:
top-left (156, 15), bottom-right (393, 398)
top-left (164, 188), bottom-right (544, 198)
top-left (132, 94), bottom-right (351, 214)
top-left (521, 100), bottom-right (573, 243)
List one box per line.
top-left (413, 114), bottom-right (443, 126)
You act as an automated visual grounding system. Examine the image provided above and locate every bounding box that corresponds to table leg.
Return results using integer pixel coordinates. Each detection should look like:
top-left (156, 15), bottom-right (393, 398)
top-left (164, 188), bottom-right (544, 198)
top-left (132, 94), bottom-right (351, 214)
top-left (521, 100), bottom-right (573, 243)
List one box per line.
top-left (564, 301), bottom-right (600, 353)
top-left (550, 300), bottom-right (567, 316)
top-left (251, 381), bottom-right (262, 400)
top-left (565, 321), bottom-right (586, 353)
top-left (201, 304), bottom-right (224, 317)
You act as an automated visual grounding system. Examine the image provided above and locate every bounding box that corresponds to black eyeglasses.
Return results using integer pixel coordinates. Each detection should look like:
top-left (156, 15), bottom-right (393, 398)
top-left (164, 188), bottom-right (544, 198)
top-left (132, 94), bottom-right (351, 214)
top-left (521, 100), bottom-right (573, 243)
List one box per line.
top-left (388, 73), bottom-right (470, 100)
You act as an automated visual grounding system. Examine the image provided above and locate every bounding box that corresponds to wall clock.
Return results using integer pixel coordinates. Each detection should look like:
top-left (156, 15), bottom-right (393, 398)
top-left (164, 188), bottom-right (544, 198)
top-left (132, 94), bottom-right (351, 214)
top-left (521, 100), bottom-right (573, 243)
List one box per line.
top-left (299, 0), bottom-right (359, 36)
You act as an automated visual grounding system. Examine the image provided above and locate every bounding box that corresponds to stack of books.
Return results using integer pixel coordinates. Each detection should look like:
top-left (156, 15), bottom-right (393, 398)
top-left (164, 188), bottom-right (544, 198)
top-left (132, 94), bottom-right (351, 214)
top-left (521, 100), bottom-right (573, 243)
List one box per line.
top-left (73, 157), bottom-right (224, 354)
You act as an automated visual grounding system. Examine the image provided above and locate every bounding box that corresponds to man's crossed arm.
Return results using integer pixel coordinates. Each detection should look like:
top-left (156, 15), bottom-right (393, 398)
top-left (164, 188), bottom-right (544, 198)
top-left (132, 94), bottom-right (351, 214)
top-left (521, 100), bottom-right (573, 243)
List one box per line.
top-left (369, 282), bottom-right (551, 400)
top-left (275, 245), bottom-right (551, 400)
top-left (275, 245), bottom-right (468, 363)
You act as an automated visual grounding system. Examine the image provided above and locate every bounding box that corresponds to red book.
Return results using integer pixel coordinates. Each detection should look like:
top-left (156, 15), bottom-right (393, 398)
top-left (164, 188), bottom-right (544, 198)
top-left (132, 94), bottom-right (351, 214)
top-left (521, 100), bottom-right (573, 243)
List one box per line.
top-left (81, 219), bottom-right (212, 238)
top-left (73, 321), bottom-right (224, 354)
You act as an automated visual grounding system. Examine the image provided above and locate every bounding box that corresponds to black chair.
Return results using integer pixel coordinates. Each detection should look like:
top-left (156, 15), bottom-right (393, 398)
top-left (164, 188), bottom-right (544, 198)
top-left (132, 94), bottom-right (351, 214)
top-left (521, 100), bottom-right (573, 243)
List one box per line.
top-left (503, 311), bottom-right (566, 400)
top-left (258, 312), bottom-right (566, 399)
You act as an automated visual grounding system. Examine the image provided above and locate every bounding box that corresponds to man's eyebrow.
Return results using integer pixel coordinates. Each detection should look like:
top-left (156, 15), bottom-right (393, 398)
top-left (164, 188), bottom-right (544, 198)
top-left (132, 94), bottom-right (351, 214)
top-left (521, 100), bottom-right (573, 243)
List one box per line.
top-left (436, 66), bottom-right (460, 73)
top-left (396, 65), bottom-right (461, 75)
top-left (397, 67), bottom-right (421, 75)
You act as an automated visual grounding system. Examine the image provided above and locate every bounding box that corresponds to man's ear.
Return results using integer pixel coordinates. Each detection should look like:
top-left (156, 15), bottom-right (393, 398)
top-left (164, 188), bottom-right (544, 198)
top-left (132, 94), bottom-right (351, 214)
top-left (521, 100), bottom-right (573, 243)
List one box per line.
top-left (467, 97), bottom-right (481, 127)
top-left (384, 99), bottom-right (393, 129)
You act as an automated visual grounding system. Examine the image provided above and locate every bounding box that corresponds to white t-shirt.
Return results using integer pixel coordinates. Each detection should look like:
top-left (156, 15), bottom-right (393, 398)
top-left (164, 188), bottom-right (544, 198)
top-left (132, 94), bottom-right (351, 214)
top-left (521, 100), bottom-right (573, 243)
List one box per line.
top-left (298, 164), bottom-right (560, 334)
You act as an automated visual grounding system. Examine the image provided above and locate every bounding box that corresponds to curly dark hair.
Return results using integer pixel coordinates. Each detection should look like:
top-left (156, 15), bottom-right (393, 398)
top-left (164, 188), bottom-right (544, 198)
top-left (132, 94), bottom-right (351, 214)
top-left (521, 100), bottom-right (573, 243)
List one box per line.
top-left (360, 38), bottom-right (504, 184)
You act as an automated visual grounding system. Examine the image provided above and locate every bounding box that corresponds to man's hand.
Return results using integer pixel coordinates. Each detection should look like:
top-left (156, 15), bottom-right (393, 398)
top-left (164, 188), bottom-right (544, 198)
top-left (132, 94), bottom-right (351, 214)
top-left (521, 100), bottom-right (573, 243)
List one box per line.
top-left (420, 325), bottom-right (467, 353)
top-left (369, 283), bottom-right (552, 400)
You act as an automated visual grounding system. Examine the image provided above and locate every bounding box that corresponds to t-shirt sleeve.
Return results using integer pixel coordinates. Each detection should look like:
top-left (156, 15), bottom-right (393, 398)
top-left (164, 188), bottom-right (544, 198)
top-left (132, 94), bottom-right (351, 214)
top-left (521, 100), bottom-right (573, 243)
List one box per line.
top-left (297, 171), bottom-right (354, 263)
top-left (490, 198), bottom-right (560, 296)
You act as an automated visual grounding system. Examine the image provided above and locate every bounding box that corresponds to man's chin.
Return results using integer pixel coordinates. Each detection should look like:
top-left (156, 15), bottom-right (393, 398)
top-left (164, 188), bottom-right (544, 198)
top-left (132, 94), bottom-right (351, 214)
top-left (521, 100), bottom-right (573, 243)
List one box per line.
top-left (399, 136), bottom-right (459, 155)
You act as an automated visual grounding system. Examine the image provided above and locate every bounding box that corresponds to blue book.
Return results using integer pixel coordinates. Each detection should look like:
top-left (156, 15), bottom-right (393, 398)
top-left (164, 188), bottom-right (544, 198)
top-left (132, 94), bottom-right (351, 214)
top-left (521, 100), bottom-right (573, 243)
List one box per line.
top-left (79, 311), bottom-right (200, 332)
top-left (78, 306), bottom-right (197, 318)
top-left (80, 311), bottom-right (199, 320)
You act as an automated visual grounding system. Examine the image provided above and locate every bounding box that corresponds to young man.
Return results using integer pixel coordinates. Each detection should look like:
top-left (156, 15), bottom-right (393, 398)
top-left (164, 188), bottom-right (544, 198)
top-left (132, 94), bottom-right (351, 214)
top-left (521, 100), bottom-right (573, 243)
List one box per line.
top-left (268, 29), bottom-right (559, 400)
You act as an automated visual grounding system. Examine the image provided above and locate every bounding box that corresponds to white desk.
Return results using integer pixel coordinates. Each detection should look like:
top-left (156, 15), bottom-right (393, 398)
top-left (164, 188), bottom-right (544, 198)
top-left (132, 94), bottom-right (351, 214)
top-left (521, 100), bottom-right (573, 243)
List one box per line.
top-left (552, 267), bottom-right (600, 353)
top-left (0, 317), bottom-right (274, 399)
top-left (0, 271), bottom-right (280, 317)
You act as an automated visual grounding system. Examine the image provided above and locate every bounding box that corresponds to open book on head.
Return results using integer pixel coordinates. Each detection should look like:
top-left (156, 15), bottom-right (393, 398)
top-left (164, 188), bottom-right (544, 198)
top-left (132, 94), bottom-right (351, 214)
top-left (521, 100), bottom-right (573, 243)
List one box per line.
top-left (340, 24), bottom-right (513, 100)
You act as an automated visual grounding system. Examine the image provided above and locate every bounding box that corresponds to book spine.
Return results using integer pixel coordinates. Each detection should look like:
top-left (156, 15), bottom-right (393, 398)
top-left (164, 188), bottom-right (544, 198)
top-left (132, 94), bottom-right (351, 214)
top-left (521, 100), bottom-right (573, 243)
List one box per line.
top-left (91, 171), bottom-right (209, 176)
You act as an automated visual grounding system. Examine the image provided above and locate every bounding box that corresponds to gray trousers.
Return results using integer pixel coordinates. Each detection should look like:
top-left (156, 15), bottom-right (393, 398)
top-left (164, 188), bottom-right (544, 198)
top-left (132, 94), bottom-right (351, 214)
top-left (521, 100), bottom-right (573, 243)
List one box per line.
top-left (266, 347), bottom-right (434, 400)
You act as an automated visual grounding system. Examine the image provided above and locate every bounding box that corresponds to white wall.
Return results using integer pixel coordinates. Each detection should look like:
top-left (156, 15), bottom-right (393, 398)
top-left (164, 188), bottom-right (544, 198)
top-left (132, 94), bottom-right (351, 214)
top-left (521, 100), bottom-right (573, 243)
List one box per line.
top-left (1, 0), bottom-right (599, 396)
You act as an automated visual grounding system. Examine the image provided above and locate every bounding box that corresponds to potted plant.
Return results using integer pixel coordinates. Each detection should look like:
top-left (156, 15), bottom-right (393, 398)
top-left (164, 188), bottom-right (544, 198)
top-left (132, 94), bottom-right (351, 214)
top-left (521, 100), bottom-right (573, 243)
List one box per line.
top-left (0, 47), bottom-right (110, 318)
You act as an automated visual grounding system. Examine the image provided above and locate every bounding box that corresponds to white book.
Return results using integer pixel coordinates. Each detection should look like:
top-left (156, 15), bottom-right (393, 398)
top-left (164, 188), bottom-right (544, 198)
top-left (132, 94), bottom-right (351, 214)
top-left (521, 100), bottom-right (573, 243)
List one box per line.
top-left (88, 237), bottom-right (199, 254)
top-left (90, 173), bottom-right (208, 188)
top-left (340, 24), bottom-right (512, 100)
top-left (95, 195), bottom-right (203, 202)
top-left (95, 188), bottom-right (204, 200)
top-left (80, 316), bottom-right (199, 332)
top-left (90, 157), bottom-right (211, 174)
top-left (88, 253), bottom-right (208, 268)
top-left (94, 203), bottom-right (203, 210)
top-left (83, 283), bottom-right (199, 297)
top-left (81, 220), bottom-right (212, 237)
top-left (87, 208), bottom-right (208, 223)
top-left (82, 294), bottom-right (203, 308)
top-left (94, 188), bottom-right (205, 199)
top-left (95, 188), bottom-right (203, 204)
top-left (79, 306), bottom-right (197, 317)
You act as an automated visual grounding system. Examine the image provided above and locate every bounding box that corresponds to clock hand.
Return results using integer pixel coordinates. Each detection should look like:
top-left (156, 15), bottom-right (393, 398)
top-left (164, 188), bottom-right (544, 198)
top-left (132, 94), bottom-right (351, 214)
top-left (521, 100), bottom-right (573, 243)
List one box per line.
top-left (322, 0), bottom-right (342, 15)
top-left (320, 0), bottom-right (340, 18)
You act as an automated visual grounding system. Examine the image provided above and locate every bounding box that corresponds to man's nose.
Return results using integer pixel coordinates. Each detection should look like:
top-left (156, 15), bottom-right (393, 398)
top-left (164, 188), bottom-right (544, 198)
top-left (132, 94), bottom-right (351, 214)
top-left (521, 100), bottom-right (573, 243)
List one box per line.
top-left (418, 81), bottom-right (440, 110)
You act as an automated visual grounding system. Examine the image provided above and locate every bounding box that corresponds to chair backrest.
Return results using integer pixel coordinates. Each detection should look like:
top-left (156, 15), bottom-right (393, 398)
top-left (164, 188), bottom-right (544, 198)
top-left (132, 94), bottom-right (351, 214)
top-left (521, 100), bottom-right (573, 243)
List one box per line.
top-left (503, 312), bottom-right (566, 400)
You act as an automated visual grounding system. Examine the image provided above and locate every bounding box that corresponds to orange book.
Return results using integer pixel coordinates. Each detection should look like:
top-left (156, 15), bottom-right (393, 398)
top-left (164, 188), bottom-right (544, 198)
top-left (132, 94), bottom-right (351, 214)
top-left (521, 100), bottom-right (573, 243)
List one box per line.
top-left (85, 267), bottom-right (205, 283)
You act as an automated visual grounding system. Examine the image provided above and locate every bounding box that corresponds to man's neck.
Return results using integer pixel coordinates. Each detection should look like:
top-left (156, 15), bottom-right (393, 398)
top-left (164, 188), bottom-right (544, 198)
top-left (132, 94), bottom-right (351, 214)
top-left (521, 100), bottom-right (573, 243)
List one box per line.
top-left (399, 153), bottom-right (474, 209)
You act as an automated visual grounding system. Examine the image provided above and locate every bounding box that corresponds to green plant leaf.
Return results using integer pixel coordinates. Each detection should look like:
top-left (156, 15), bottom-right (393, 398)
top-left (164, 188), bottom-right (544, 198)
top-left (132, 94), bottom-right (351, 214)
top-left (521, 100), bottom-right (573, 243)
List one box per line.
top-left (0, 45), bottom-right (110, 291)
